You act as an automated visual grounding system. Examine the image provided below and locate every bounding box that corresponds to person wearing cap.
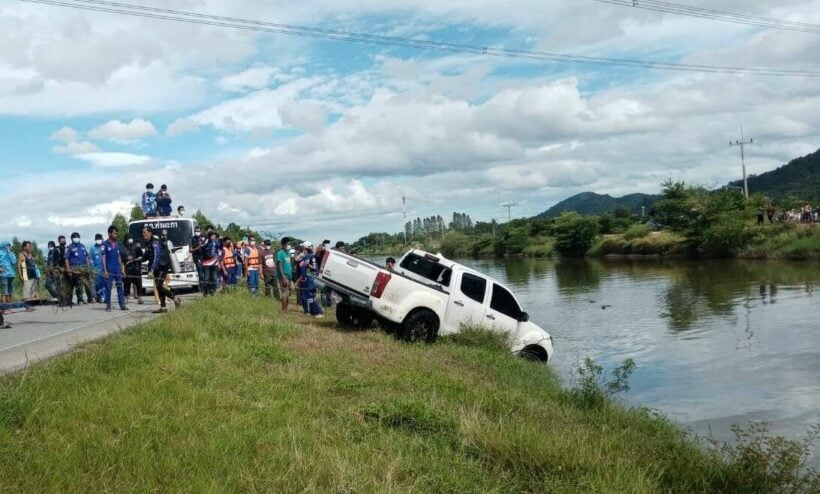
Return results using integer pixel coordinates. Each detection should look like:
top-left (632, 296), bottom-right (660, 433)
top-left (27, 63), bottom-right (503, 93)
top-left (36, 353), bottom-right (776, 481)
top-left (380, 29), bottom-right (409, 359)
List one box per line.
top-left (296, 241), bottom-right (323, 318)
top-left (259, 239), bottom-right (278, 299)
top-left (155, 184), bottom-right (173, 217)
top-left (141, 183), bottom-right (157, 218)
top-left (0, 241), bottom-right (16, 309)
top-left (89, 233), bottom-right (106, 303)
top-left (276, 237), bottom-right (292, 311)
top-left (243, 235), bottom-right (263, 296)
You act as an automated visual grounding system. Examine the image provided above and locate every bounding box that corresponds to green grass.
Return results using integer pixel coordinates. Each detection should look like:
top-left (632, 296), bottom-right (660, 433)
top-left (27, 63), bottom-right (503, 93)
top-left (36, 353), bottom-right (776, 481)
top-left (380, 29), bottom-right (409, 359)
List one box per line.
top-left (740, 224), bottom-right (820, 259)
top-left (588, 231), bottom-right (687, 257)
top-left (0, 293), bottom-right (816, 492)
top-left (522, 237), bottom-right (555, 258)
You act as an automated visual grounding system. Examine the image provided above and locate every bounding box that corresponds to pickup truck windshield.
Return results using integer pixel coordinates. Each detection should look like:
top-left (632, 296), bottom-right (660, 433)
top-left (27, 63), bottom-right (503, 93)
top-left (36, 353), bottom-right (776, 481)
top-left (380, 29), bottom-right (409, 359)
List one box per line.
top-left (400, 253), bottom-right (452, 287)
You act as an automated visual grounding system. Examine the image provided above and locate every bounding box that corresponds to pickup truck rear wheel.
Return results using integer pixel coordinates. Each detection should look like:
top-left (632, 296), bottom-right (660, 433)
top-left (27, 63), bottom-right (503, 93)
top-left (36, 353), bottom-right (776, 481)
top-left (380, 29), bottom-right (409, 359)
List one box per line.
top-left (401, 310), bottom-right (439, 344)
top-left (335, 303), bottom-right (373, 330)
top-left (335, 302), bottom-right (354, 327)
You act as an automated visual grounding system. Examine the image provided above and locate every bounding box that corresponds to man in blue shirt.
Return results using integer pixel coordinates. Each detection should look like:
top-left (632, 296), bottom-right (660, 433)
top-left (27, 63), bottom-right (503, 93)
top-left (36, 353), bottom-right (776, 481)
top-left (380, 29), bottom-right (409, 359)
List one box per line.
top-left (89, 233), bottom-right (106, 303)
top-left (65, 232), bottom-right (92, 305)
top-left (102, 225), bottom-right (127, 311)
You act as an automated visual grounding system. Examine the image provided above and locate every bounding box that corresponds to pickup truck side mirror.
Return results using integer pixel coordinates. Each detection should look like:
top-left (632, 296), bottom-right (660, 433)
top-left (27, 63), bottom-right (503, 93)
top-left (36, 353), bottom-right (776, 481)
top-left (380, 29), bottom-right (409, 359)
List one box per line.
top-left (517, 311), bottom-right (529, 323)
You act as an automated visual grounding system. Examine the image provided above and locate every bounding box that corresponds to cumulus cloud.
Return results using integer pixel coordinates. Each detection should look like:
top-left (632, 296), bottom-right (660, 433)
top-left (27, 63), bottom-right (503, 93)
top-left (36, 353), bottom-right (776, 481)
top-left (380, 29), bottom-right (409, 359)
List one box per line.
top-left (49, 126), bottom-right (79, 142)
top-left (88, 118), bottom-right (158, 143)
top-left (218, 64), bottom-right (277, 92)
top-left (73, 152), bottom-right (152, 167)
top-left (165, 117), bottom-right (199, 137)
top-left (52, 140), bottom-right (100, 155)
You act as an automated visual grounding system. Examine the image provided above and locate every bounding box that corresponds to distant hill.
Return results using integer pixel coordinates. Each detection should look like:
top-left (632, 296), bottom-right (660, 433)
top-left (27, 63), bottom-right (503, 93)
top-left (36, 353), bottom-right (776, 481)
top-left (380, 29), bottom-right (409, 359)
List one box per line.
top-left (729, 148), bottom-right (820, 202)
top-left (535, 192), bottom-right (659, 219)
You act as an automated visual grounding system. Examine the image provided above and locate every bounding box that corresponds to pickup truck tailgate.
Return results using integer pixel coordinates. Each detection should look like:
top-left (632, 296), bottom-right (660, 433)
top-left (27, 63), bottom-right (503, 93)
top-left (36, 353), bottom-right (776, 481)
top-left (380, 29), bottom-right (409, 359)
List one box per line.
top-left (320, 251), bottom-right (381, 297)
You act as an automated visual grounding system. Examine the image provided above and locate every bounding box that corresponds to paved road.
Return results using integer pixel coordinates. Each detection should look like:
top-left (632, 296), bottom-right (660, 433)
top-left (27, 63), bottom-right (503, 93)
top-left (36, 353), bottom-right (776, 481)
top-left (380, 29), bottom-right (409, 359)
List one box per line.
top-left (0, 296), bottom-right (184, 374)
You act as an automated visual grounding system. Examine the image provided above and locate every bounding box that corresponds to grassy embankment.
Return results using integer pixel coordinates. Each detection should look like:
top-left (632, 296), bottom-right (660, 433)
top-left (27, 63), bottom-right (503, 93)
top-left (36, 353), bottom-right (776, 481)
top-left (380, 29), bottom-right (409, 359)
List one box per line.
top-left (1, 293), bottom-right (817, 492)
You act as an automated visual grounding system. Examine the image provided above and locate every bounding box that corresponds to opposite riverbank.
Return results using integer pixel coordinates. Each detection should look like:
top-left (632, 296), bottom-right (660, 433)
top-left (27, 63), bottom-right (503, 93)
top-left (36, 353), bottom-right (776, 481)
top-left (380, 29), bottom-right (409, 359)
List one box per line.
top-left (1, 293), bottom-right (817, 492)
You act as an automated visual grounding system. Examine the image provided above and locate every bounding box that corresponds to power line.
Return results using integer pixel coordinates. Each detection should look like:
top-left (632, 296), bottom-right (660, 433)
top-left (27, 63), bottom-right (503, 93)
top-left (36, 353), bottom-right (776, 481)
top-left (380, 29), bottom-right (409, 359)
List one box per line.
top-left (18, 0), bottom-right (820, 77)
top-left (593, 0), bottom-right (820, 34)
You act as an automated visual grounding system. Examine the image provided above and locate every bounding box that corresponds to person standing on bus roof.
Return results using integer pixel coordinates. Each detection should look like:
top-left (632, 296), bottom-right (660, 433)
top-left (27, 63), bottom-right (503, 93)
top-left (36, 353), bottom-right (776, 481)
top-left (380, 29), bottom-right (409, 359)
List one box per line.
top-left (243, 235), bottom-right (262, 296)
top-left (102, 225), bottom-right (128, 312)
top-left (155, 184), bottom-right (173, 217)
top-left (176, 205), bottom-right (185, 217)
top-left (141, 183), bottom-right (157, 218)
top-left (140, 226), bottom-right (180, 313)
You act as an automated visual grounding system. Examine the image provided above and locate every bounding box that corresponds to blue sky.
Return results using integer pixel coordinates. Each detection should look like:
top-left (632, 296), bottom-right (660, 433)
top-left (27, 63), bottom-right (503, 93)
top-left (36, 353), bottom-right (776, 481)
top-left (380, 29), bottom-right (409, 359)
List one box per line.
top-left (1, 0), bottom-right (820, 244)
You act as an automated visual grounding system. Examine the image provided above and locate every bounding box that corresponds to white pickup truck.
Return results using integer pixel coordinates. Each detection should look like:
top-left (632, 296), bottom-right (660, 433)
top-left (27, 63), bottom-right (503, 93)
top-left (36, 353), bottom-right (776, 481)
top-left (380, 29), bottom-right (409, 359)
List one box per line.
top-left (318, 249), bottom-right (553, 362)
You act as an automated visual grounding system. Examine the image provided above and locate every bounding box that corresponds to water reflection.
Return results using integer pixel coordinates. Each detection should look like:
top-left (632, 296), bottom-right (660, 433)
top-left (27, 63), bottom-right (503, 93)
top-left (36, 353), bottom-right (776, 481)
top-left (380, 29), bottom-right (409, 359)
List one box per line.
top-left (554, 258), bottom-right (603, 294)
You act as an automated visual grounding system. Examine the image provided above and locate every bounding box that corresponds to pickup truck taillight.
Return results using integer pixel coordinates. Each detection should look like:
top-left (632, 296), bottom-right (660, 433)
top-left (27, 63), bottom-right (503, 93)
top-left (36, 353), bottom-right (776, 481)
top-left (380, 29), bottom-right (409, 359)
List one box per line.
top-left (371, 272), bottom-right (392, 299)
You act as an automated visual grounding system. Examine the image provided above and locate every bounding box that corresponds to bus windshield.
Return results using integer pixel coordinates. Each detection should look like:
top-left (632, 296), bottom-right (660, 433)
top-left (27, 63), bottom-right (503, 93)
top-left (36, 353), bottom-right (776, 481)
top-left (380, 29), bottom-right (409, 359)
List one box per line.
top-left (129, 219), bottom-right (195, 249)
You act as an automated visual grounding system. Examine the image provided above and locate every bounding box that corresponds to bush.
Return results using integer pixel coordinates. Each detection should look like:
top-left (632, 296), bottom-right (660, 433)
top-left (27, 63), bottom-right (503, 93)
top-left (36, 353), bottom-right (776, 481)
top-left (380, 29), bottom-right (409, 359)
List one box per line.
top-left (571, 357), bottom-right (636, 408)
top-left (623, 223), bottom-right (651, 240)
top-left (551, 212), bottom-right (600, 257)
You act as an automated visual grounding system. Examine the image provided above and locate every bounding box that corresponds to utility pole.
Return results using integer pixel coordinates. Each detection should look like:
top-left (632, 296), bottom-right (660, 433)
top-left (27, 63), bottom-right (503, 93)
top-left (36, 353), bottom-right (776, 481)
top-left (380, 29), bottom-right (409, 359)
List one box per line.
top-left (402, 195), bottom-right (407, 244)
top-left (501, 201), bottom-right (518, 222)
top-left (730, 127), bottom-right (754, 199)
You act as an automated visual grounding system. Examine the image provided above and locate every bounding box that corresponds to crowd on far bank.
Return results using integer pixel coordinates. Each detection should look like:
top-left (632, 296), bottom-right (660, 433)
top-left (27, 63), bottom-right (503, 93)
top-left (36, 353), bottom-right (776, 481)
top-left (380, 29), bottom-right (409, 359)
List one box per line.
top-left (756, 202), bottom-right (818, 225)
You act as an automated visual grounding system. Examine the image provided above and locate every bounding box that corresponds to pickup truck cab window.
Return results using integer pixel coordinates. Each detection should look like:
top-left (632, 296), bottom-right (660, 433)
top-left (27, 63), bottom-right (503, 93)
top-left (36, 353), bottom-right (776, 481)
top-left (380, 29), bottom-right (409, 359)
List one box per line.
top-left (490, 284), bottom-right (522, 320)
top-left (400, 253), bottom-right (452, 287)
top-left (460, 273), bottom-right (487, 303)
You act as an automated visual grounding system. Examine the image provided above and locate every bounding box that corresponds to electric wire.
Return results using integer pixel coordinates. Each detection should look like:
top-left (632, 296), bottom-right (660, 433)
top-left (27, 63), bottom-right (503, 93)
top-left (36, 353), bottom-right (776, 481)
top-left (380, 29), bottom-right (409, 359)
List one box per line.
top-left (18, 0), bottom-right (820, 77)
top-left (593, 0), bottom-right (820, 34)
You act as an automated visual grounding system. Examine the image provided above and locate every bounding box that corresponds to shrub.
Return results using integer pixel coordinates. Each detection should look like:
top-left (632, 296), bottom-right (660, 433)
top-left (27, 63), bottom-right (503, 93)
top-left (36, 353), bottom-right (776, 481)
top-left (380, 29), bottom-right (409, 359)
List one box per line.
top-left (551, 212), bottom-right (600, 257)
top-left (623, 223), bottom-right (651, 240)
top-left (571, 357), bottom-right (636, 408)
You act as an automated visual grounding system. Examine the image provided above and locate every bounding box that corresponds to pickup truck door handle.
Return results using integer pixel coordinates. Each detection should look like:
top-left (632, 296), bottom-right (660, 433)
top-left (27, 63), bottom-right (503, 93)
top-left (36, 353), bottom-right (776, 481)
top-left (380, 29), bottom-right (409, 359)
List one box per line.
top-left (346, 260), bottom-right (358, 267)
top-left (486, 314), bottom-right (495, 320)
top-left (454, 300), bottom-right (464, 307)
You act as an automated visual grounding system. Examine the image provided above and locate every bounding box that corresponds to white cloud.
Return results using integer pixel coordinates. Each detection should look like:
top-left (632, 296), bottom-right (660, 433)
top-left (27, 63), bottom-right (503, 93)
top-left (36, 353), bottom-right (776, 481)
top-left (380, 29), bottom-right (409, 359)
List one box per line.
top-left (49, 126), bottom-right (79, 142)
top-left (218, 64), bottom-right (277, 92)
top-left (88, 118), bottom-right (158, 143)
top-left (52, 140), bottom-right (100, 155)
top-left (278, 100), bottom-right (327, 134)
top-left (73, 152), bottom-right (152, 167)
top-left (165, 117), bottom-right (199, 137)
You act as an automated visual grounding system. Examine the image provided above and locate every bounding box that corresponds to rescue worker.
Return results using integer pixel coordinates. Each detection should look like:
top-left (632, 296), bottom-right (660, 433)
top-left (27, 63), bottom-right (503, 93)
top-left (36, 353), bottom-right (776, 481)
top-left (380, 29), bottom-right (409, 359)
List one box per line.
top-left (200, 231), bottom-right (221, 296)
top-left (140, 225), bottom-right (180, 313)
top-left (120, 234), bottom-right (143, 305)
top-left (296, 241), bottom-right (323, 318)
top-left (235, 240), bottom-right (245, 281)
top-left (243, 235), bottom-right (263, 296)
top-left (141, 183), bottom-right (157, 218)
top-left (90, 233), bottom-right (106, 303)
top-left (220, 237), bottom-right (238, 287)
top-left (155, 184), bottom-right (173, 217)
top-left (260, 239), bottom-right (278, 298)
top-left (65, 232), bottom-right (92, 305)
top-left (102, 225), bottom-right (128, 312)
top-left (55, 235), bottom-right (70, 306)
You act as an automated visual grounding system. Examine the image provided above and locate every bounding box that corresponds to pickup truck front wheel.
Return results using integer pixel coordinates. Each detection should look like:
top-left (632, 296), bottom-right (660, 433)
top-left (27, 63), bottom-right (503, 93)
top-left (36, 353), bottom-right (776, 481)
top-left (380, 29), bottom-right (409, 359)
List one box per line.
top-left (401, 310), bottom-right (439, 344)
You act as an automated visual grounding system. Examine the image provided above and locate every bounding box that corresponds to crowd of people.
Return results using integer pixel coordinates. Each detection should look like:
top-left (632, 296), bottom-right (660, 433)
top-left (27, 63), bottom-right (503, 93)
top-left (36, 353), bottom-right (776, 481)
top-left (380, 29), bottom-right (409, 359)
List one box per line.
top-left (757, 202), bottom-right (818, 225)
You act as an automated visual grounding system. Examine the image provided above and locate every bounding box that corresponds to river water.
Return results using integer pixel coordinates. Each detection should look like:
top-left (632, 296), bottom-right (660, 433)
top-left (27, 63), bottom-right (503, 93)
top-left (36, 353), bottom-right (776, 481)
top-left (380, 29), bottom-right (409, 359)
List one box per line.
top-left (455, 258), bottom-right (820, 463)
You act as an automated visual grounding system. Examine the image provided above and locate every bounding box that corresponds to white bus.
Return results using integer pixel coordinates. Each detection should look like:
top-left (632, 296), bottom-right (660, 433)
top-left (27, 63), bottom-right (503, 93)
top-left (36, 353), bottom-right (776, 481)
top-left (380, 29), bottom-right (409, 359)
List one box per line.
top-left (128, 217), bottom-right (200, 293)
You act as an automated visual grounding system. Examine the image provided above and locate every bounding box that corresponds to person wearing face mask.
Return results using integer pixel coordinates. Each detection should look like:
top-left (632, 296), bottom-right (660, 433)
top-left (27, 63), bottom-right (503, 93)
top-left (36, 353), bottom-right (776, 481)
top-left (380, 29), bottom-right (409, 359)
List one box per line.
top-left (43, 241), bottom-right (61, 302)
top-left (141, 183), bottom-right (157, 218)
top-left (89, 233), bottom-right (106, 304)
top-left (200, 231), bottom-right (221, 296)
top-left (120, 234), bottom-right (144, 305)
top-left (243, 235), bottom-right (263, 296)
top-left (65, 232), bottom-right (92, 305)
top-left (101, 225), bottom-right (128, 312)
top-left (220, 237), bottom-right (238, 288)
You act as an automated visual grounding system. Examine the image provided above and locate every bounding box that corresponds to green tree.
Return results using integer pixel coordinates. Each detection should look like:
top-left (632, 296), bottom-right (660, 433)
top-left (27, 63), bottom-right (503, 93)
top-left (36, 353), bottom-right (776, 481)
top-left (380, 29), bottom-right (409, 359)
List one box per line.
top-left (551, 212), bottom-right (600, 257)
top-left (129, 204), bottom-right (145, 221)
top-left (111, 213), bottom-right (129, 236)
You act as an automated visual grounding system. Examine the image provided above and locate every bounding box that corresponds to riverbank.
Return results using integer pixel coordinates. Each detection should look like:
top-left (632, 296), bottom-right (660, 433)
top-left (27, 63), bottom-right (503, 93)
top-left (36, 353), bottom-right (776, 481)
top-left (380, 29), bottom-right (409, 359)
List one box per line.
top-left (2, 292), bottom-right (815, 492)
